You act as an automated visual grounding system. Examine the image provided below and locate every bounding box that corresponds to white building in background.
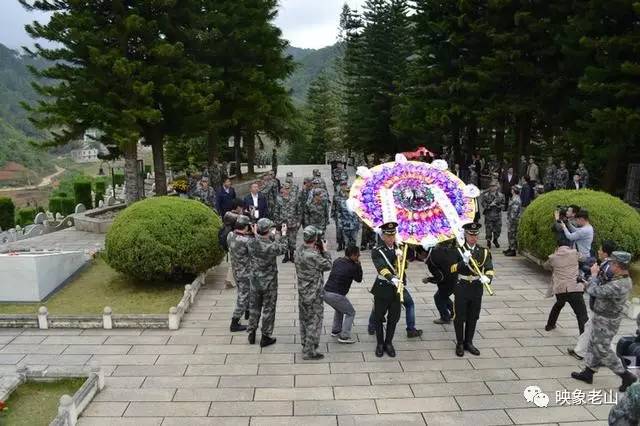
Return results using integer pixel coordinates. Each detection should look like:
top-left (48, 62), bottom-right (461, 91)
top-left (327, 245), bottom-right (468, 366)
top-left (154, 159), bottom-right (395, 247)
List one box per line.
top-left (70, 129), bottom-right (105, 163)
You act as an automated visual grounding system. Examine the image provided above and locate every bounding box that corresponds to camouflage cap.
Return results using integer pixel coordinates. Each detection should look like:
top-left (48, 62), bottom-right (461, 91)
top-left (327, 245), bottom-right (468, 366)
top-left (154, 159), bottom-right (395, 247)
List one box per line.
top-left (256, 218), bottom-right (275, 234)
top-left (282, 182), bottom-right (291, 190)
top-left (303, 177), bottom-right (312, 183)
top-left (489, 180), bottom-right (499, 187)
top-left (285, 176), bottom-right (293, 183)
top-left (512, 184), bottom-right (522, 194)
top-left (235, 215), bottom-right (251, 229)
top-left (312, 178), bottom-right (322, 185)
top-left (313, 188), bottom-right (324, 197)
top-left (313, 169), bottom-right (320, 176)
top-left (286, 172), bottom-right (293, 177)
top-left (303, 225), bottom-right (320, 242)
top-left (611, 251), bottom-right (632, 266)
top-left (223, 212), bottom-right (239, 227)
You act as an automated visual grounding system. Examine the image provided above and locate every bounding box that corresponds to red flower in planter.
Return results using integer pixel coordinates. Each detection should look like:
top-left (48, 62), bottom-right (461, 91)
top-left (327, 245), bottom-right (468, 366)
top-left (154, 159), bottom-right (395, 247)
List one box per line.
top-left (0, 400), bottom-right (7, 411)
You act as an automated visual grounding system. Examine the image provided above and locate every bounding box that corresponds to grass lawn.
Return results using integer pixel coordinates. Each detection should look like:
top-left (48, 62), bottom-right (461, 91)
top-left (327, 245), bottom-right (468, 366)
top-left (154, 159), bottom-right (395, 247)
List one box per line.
top-left (0, 378), bottom-right (85, 426)
top-left (0, 257), bottom-right (187, 315)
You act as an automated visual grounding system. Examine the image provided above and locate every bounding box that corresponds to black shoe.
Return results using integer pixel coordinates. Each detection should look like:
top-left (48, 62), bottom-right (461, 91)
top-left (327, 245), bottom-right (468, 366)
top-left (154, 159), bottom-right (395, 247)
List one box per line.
top-left (455, 342), bottom-right (464, 357)
top-left (303, 352), bottom-right (325, 360)
top-left (245, 310), bottom-right (250, 320)
top-left (571, 367), bottom-right (595, 384)
top-left (260, 336), bottom-right (277, 347)
top-left (493, 239), bottom-right (500, 248)
top-left (375, 344), bottom-right (384, 357)
top-left (433, 318), bottom-right (451, 325)
top-left (504, 250), bottom-right (516, 257)
top-left (384, 344), bottom-right (396, 357)
top-left (337, 244), bottom-right (344, 252)
top-left (619, 370), bottom-right (638, 392)
top-left (464, 343), bottom-right (480, 356)
top-left (361, 246), bottom-right (367, 251)
top-left (230, 318), bottom-right (247, 332)
top-left (567, 348), bottom-right (584, 361)
top-left (487, 240), bottom-right (492, 249)
top-left (248, 331), bottom-right (256, 345)
top-left (544, 324), bottom-right (556, 332)
top-left (407, 329), bottom-right (423, 338)
top-left (368, 328), bottom-right (375, 336)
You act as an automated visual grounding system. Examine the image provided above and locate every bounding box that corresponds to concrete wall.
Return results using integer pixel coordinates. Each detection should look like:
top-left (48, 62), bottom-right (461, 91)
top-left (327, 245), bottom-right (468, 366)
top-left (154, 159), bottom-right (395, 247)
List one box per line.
top-left (0, 251), bottom-right (86, 302)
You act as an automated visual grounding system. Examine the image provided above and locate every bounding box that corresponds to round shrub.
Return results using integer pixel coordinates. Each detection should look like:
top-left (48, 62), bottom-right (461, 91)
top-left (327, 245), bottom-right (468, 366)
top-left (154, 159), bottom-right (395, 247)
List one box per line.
top-left (518, 189), bottom-right (640, 260)
top-left (104, 197), bottom-right (224, 281)
top-left (74, 180), bottom-right (93, 209)
top-left (0, 197), bottom-right (15, 230)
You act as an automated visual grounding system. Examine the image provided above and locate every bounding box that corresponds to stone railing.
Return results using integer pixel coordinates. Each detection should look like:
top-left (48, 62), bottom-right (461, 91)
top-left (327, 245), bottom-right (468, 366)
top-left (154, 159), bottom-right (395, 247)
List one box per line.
top-left (0, 211), bottom-right (75, 247)
top-left (0, 365), bottom-right (104, 426)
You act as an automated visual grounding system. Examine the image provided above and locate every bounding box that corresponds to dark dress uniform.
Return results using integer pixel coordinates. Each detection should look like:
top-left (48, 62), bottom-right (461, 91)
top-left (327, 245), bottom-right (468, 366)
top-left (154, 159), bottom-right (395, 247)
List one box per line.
top-left (370, 223), bottom-right (403, 358)
top-left (450, 223), bottom-right (495, 356)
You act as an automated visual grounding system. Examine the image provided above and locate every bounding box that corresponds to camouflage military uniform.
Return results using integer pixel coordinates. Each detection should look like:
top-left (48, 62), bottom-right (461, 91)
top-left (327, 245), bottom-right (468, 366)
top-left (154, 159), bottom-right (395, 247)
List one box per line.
top-left (332, 168), bottom-right (348, 191)
top-left (332, 190), bottom-right (348, 249)
top-left (195, 185), bottom-right (216, 208)
top-left (543, 163), bottom-right (557, 192)
top-left (584, 274), bottom-right (632, 374)
top-left (247, 232), bottom-right (288, 338)
top-left (577, 165), bottom-right (589, 188)
top-left (337, 199), bottom-right (360, 248)
top-left (554, 166), bottom-right (570, 190)
top-left (506, 194), bottom-right (522, 251)
top-left (275, 194), bottom-right (300, 253)
top-left (294, 244), bottom-right (332, 357)
top-left (480, 190), bottom-right (504, 244)
top-left (227, 231), bottom-right (253, 320)
top-left (312, 171), bottom-right (328, 191)
top-left (608, 383), bottom-right (640, 425)
top-left (305, 199), bottom-right (329, 234)
top-left (261, 181), bottom-right (277, 219)
top-left (285, 177), bottom-right (300, 201)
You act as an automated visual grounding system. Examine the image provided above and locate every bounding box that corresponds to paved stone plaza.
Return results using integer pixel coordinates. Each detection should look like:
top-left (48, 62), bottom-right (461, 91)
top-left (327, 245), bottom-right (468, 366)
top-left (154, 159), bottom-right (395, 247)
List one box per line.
top-left (0, 168), bottom-right (636, 425)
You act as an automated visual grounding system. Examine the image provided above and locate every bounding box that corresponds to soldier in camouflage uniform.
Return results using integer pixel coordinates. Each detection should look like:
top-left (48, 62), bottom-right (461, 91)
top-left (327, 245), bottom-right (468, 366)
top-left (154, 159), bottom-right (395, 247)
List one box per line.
top-left (260, 175), bottom-right (277, 220)
top-left (503, 185), bottom-right (522, 257)
top-left (247, 218), bottom-right (289, 347)
top-left (554, 160), bottom-right (570, 190)
top-left (274, 183), bottom-right (300, 263)
top-left (285, 172), bottom-right (299, 200)
top-left (480, 181), bottom-right (505, 248)
top-left (543, 157), bottom-right (556, 193)
top-left (305, 189), bottom-right (330, 234)
top-left (194, 177), bottom-right (216, 208)
top-left (299, 178), bottom-right (313, 227)
top-left (576, 161), bottom-right (589, 188)
top-left (227, 215), bottom-right (253, 332)
top-left (609, 382), bottom-right (640, 426)
top-left (312, 169), bottom-right (328, 191)
top-left (332, 162), bottom-right (349, 192)
top-left (336, 187), bottom-right (360, 248)
top-left (294, 226), bottom-right (333, 360)
top-left (572, 251), bottom-right (638, 392)
top-left (331, 181), bottom-right (349, 251)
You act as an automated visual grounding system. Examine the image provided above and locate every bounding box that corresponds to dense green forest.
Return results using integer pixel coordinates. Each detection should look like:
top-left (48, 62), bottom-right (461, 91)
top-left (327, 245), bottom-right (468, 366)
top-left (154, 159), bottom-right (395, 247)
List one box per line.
top-left (285, 45), bottom-right (339, 105)
top-left (0, 42), bottom-right (53, 175)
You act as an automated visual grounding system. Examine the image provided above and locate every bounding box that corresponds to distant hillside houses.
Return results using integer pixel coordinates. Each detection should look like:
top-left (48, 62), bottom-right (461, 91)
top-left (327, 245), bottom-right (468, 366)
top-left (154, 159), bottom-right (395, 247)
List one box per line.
top-left (69, 129), bottom-right (107, 163)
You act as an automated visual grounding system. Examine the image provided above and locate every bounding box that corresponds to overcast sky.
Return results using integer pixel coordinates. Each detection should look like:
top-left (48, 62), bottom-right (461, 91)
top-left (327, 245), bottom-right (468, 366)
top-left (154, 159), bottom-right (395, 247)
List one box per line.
top-left (1, 0), bottom-right (366, 51)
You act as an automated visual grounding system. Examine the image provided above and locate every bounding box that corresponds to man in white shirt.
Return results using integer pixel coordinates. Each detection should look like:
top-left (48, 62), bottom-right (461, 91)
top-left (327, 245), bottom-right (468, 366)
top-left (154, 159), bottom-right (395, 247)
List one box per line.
top-left (243, 182), bottom-right (268, 220)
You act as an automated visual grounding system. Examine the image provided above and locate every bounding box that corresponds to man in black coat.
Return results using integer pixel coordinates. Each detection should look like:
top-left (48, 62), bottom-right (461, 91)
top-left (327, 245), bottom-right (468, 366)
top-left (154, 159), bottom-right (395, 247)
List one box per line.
top-left (243, 182), bottom-right (269, 221)
top-left (216, 178), bottom-right (237, 217)
top-left (501, 167), bottom-right (518, 211)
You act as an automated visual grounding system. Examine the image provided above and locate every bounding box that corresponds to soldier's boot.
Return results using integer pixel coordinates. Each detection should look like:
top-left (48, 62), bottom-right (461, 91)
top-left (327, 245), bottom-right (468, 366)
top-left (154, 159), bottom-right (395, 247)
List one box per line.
top-left (493, 237), bottom-right (500, 248)
top-left (618, 370), bottom-right (637, 392)
top-left (248, 331), bottom-right (256, 345)
top-left (289, 249), bottom-right (295, 261)
top-left (260, 335), bottom-right (277, 348)
top-left (384, 322), bottom-right (397, 357)
top-left (454, 321), bottom-right (465, 356)
top-left (282, 251), bottom-right (290, 264)
top-left (230, 318), bottom-right (247, 332)
top-left (375, 323), bottom-right (385, 358)
top-left (464, 320), bottom-right (480, 356)
top-left (245, 310), bottom-right (250, 320)
top-left (571, 367), bottom-right (595, 384)
top-left (407, 329), bottom-right (423, 338)
top-left (487, 239), bottom-right (492, 249)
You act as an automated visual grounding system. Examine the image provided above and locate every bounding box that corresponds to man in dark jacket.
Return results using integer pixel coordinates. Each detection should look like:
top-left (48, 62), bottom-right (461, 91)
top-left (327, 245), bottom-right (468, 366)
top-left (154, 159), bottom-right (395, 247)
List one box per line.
top-left (323, 246), bottom-right (363, 344)
top-left (243, 182), bottom-right (269, 221)
top-left (501, 167), bottom-right (518, 211)
top-left (216, 178), bottom-right (237, 217)
top-left (520, 176), bottom-right (534, 208)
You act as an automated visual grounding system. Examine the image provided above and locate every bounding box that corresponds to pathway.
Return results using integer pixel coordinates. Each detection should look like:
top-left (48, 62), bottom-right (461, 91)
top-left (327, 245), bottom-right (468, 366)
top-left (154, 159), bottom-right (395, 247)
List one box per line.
top-left (0, 165), bottom-right (66, 192)
top-left (0, 166), bottom-right (635, 425)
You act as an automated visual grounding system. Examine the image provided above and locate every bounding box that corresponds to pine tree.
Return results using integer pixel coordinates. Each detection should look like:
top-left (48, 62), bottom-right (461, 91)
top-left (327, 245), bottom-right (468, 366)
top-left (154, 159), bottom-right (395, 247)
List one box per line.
top-left (306, 74), bottom-right (341, 163)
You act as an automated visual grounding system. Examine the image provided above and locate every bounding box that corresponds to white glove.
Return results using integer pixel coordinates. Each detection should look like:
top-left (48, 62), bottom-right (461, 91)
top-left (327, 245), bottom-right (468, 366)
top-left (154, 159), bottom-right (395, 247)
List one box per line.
top-left (462, 251), bottom-right (472, 264)
top-left (281, 224), bottom-right (288, 235)
top-left (480, 275), bottom-right (491, 285)
top-left (391, 277), bottom-right (400, 287)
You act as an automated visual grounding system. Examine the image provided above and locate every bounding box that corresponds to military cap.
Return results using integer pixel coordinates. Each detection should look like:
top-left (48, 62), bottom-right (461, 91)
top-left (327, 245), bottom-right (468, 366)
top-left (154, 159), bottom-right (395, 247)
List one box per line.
top-left (489, 180), bottom-right (499, 187)
top-left (303, 225), bottom-right (321, 242)
top-left (282, 182), bottom-right (291, 190)
top-left (312, 177), bottom-right (322, 184)
top-left (512, 184), bottom-right (522, 194)
top-left (286, 172), bottom-right (293, 177)
top-left (313, 169), bottom-right (321, 176)
top-left (285, 176), bottom-right (293, 183)
top-left (223, 212), bottom-right (239, 227)
top-left (235, 215), bottom-right (251, 229)
top-left (462, 222), bottom-right (482, 235)
top-left (380, 222), bottom-right (398, 235)
top-left (303, 177), bottom-right (312, 183)
top-left (611, 251), bottom-right (632, 266)
top-left (201, 176), bottom-right (209, 182)
top-left (313, 188), bottom-right (324, 196)
top-left (256, 218), bottom-right (275, 234)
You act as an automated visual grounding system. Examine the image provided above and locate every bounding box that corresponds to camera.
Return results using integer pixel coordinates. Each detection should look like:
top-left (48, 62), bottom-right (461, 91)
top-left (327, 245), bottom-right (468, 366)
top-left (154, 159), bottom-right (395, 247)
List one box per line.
top-left (315, 232), bottom-right (325, 252)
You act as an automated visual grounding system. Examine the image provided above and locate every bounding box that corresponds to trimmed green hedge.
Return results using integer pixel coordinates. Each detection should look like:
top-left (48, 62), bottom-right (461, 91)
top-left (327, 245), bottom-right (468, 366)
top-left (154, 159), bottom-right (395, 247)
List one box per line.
top-left (16, 208), bottom-right (37, 227)
top-left (105, 197), bottom-right (224, 281)
top-left (49, 197), bottom-right (75, 217)
top-left (94, 180), bottom-right (106, 194)
top-left (95, 191), bottom-right (105, 207)
top-left (113, 173), bottom-right (125, 186)
top-left (74, 180), bottom-right (93, 210)
top-left (519, 189), bottom-right (640, 260)
top-left (0, 197), bottom-right (15, 230)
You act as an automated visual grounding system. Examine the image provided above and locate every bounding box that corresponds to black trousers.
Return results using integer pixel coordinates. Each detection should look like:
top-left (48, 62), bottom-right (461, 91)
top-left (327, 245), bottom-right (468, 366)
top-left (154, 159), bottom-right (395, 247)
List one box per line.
top-left (453, 281), bottom-right (483, 344)
top-left (546, 291), bottom-right (588, 334)
top-left (373, 295), bottom-right (401, 345)
top-left (434, 283), bottom-right (455, 321)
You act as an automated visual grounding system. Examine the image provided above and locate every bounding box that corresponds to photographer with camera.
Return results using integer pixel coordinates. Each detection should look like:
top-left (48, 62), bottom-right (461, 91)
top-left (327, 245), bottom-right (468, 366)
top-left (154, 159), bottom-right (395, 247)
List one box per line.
top-left (556, 209), bottom-right (594, 274)
top-left (294, 226), bottom-right (333, 360)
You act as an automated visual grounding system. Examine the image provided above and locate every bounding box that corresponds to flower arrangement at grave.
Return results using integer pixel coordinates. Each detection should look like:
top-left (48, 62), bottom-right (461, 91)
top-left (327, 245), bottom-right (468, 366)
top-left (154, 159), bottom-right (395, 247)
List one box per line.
top-left (0, 401), bottom-right (7, 412)
top-left (171, 177), bottom-right (189, 194)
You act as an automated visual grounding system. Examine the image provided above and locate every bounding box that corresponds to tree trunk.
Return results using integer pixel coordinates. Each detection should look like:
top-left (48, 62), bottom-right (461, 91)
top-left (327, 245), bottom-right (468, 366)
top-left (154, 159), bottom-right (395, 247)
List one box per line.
top-left (602, 142), bottom-right (624, 194)
top-left (245, 130), bottom-right (255, 175)
top-left (465, 117), bottom-right (478, 158)
top-left (207, 130), bottom-right (222, 190)
top-left (451, 126), bottom-right (461, 167)
top-left (123, 141), bottom-right (140, 204)
top-left (147, 128), bottom-right (167, 196)
top-left (514, 114), bottom-right (531, 171)
top-left (494, 122), bottom-right (505, 163)
top-left (234, 127), bottom-right (242, 179)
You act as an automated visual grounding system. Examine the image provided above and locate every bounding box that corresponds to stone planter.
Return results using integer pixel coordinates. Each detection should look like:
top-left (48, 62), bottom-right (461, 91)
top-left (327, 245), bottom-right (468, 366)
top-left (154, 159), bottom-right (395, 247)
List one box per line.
top-left (74, 204), bottom-right (125, 234)
top-left (0, 251), bottom-right (87, 302)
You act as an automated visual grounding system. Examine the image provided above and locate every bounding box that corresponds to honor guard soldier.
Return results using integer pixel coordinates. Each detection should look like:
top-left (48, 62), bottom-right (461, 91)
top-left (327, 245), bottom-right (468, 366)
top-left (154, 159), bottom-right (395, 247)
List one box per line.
top-left (450, 223), bottom-right (494, 357)
top-left (370, 222), bottom-right (403, 358)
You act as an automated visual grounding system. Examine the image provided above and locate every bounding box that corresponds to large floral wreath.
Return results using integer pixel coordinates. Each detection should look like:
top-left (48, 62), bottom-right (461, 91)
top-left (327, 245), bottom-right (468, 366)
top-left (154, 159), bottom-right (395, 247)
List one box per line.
top-left (348, 155), bottom-right (479, 246)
